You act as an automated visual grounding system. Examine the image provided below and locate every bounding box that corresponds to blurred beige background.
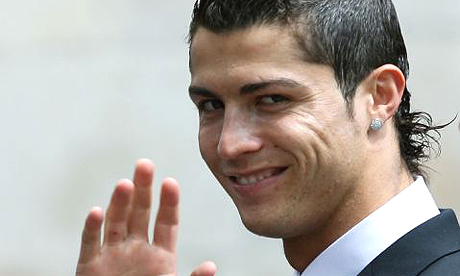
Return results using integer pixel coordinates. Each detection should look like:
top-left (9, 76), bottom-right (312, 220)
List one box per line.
top-left (0, 1), bottom-right (458, 275)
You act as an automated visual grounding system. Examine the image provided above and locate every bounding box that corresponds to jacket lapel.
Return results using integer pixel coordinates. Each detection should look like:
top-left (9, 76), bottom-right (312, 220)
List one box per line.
top-left (357, 209), bottom-right (460, 276)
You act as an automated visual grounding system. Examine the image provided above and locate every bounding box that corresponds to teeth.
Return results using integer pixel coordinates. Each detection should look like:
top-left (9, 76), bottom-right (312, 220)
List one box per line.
top-left (240, 178), bottom-right (249, 185)
top-left (235, 170), bottom-right (278, 185)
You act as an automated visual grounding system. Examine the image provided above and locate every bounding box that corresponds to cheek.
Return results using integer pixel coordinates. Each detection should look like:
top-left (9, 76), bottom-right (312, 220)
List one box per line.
top-left (198, 125), bottom-right (220, 165)
top-left (265, 109), bottom-right (341, 184)
top-left (271, 110), bottom-right (331, 155)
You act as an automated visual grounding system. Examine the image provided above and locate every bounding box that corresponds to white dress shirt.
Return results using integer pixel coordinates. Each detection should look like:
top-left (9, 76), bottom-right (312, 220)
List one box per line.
top-left (293, 177), bottom-right (440, 276)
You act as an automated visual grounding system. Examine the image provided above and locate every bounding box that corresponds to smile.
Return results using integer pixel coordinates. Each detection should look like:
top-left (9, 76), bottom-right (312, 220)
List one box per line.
top-left (229, 167), bottom-right (287, 186)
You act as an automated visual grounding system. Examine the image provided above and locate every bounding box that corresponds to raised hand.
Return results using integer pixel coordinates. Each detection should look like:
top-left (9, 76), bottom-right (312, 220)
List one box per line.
top-left (75, 159), bottom-right (216, 276)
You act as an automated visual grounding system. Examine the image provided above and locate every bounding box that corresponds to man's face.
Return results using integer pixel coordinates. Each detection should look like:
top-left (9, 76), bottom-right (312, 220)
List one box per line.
top-left (189, 25), bottom-right (369, 238)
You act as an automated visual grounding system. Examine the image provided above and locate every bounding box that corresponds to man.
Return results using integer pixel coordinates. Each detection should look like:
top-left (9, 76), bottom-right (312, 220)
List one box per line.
top-left (76, 0), bottom-right (460, 275)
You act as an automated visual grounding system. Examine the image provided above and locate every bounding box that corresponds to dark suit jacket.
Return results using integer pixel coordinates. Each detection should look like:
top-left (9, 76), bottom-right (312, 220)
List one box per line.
top-left (358, 209), bottom-right (460, 276)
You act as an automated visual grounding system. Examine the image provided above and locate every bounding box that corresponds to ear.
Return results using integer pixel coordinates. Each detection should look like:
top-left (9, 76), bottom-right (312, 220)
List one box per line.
top-left (367, 64), bottom-right (406, 122)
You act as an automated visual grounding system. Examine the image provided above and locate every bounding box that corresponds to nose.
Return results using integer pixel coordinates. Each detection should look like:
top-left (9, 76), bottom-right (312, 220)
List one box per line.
top-left (217, 111), bottom-right (263, 160)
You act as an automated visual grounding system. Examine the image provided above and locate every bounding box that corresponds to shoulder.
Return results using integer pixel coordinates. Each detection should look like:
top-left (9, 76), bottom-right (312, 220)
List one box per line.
top-left (359, 209), bottom-right (460, 276)
top-left (418, 250), bottom-right (460, 275)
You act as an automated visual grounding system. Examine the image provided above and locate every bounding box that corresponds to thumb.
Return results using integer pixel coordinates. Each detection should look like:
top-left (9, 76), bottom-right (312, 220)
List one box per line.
top-left (190, 261), bottom-right (217, 276)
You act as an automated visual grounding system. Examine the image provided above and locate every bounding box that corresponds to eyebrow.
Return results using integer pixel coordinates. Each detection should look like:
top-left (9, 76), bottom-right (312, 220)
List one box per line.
top-left (189, 78), bottom-right (304, 98)
top-left (188, 86), bottom-right (217, 98)
top-left (240, 78), bottom-right (304, 95)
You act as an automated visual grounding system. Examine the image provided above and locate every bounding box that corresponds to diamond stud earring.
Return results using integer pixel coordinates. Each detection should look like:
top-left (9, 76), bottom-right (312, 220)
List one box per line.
top-left (370, 118), bottom-right (383, 131)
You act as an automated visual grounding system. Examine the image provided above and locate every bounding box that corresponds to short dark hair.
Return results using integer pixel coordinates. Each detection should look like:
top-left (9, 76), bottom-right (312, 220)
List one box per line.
top-left (189, 0), bottom-right (446, 178)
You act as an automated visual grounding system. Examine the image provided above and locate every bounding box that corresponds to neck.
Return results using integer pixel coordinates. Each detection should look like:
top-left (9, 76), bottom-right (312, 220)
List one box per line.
top-left (283, 164), bottom-right (414, 272)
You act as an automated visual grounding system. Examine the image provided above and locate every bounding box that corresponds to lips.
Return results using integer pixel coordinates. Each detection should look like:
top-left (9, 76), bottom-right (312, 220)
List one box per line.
top-left (228, 167), bottom-right (287, 186)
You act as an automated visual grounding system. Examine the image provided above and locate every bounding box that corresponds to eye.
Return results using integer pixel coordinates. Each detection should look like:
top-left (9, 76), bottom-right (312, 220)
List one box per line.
top-left (198, 99), bottom-right (224, 112)
top-left (259, 95), bottom-right (288, 104)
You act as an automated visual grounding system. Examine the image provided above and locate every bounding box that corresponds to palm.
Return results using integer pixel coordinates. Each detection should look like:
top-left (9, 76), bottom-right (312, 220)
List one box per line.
top-left (76, 160), bottom-right (180, 276)
top-left (78, 241), bottom-right (178, 276)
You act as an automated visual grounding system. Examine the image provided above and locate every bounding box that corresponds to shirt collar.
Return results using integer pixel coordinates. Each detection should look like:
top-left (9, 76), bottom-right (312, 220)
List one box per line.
top-left (294, 176), bottom-right (440, 276)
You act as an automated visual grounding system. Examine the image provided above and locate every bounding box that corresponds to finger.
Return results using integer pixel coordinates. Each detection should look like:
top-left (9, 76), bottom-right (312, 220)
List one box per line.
top-left (128, 159), bottom-right (154, 240)
top-left (78, 206), bottom-right (104, 264)
top-left (190, 261), bottom-right (217, 276)
top-left (103, 179), bottom-right (134, 245)
top-left (153, 177), bottom-right (180, 252)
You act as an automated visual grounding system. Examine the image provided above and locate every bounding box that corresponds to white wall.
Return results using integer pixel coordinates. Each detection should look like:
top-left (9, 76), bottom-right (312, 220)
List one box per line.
top-left (0, 1), bottom-right (458, 275)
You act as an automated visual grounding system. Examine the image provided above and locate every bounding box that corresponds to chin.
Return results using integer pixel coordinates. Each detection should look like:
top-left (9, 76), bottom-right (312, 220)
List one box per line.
top-left (239, 212), bottom-right (291, 238)
top-left (242, 221), bottom-right (284, 238)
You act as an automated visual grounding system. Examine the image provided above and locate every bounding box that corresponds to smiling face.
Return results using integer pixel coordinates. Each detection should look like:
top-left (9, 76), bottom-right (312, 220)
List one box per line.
top-left (189, 25), bottom-right (371, 238)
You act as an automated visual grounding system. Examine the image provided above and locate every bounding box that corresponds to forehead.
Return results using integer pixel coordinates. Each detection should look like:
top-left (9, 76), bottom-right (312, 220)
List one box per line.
top-left (189, 25), bottom-right (307, 82)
